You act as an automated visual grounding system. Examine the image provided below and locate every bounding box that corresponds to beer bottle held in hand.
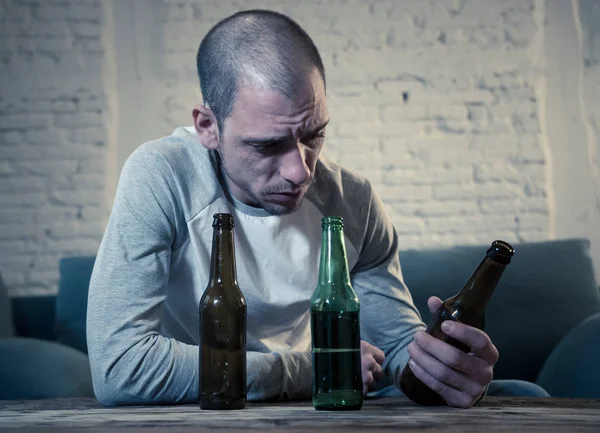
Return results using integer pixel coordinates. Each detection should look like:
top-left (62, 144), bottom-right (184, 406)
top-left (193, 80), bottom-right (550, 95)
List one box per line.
top-left (400, 240), bottom-right (515, 406)
top-left (310, 216), bottom-right (363, 411)
top-left (199, 213), bottom-right (247, 410)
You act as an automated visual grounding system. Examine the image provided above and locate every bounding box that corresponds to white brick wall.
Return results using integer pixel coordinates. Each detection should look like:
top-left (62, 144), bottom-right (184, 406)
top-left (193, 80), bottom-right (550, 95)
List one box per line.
top-left (1, 0), bottom-right (598, 296)
top-left (578, 0), bottom-right (600, 280)
top-left (0, 0), bottom-right (109, 295)
top-left (154, 0), bottom-right (550, 250)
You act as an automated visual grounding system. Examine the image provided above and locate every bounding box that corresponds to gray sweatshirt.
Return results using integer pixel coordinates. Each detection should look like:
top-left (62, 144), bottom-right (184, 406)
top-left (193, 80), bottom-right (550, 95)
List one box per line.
top-left (86, 127), bottom-right (425, 406)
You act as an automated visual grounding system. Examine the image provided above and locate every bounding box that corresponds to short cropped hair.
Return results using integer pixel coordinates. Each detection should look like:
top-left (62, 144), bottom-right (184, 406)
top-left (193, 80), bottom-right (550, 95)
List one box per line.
top-left (196, 9), bottom-right (326, 132)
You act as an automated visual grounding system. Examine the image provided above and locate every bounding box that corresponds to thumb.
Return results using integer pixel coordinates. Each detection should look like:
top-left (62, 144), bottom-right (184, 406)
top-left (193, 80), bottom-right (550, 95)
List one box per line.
top-left (427, 296), bottom-right (443, 315)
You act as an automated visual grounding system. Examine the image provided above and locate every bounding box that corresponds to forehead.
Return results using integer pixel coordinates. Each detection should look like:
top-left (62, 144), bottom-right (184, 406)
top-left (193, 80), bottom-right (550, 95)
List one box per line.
top-left (225, 71), bottom-right (328, 136)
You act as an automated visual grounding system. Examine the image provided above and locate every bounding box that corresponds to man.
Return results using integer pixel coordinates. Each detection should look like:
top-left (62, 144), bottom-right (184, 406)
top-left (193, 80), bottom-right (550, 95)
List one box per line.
top-left (87, 9), bottom-right (548, 407)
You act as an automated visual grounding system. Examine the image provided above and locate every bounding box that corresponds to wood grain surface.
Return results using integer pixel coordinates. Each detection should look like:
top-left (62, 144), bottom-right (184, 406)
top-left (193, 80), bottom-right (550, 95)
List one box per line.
top-left (1, 396), bottom-right (599, 432)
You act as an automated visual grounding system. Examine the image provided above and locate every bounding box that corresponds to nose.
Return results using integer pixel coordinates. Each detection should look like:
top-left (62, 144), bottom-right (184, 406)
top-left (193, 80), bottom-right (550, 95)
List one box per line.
top-left (279, 141), bottom-right (311, 187)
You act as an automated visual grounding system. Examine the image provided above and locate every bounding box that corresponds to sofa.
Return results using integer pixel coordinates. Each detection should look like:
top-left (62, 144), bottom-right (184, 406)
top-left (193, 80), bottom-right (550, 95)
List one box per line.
top-left (1, 238), bottom-right (600, 400)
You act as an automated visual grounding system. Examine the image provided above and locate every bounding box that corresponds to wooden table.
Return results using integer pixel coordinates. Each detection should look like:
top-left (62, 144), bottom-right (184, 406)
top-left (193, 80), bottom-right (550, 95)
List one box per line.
top-left (1, 396), bottom-right (599, 432)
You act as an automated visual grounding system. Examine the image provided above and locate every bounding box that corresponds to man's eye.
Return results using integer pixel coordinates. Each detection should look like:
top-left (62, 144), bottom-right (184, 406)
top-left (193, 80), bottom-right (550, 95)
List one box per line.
top-left (302, 132), bottom-right (326, 146)
top-left (251, 142), bottom-right (278, 152)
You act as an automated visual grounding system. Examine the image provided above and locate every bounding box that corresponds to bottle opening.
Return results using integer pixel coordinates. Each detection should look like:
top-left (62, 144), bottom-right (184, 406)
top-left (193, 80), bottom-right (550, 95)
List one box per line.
top-left (213, 213), bottom-right (235, 229)
top-left (322, 216), bottom-right (344, 228)
top-left (486, 240), bottom-right (515, 264)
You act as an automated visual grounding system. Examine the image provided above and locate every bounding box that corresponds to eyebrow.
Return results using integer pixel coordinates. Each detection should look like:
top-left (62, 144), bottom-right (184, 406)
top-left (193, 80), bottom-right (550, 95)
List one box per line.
top-left (240, 119), bottom-right (330, 146)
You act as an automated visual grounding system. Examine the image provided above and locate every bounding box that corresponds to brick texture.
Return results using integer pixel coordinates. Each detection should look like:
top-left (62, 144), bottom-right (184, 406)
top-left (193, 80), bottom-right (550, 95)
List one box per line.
top-left (578, 0), bottom-right (600, 280)
top-left (0, 0), bottom-right (108, 295)
top-left (155, 0), bottom-right (550, 250)
top-left (0, 0), bottom-right (563, 295)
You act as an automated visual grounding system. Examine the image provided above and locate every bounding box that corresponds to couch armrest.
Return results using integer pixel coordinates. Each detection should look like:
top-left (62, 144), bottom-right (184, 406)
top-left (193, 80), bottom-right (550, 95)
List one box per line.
top-left (0, 337), bottom-right (93, 399)
top-left (536, 312), bottom-right (600, 398)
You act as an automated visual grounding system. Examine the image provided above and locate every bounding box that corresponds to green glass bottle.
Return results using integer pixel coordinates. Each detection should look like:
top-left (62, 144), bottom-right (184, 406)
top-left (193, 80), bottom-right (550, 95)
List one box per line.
top-left (310, 216), bottom-right (363, 411)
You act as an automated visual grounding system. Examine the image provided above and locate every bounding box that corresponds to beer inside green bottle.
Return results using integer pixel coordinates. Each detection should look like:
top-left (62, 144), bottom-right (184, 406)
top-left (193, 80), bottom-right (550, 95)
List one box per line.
top-left (199, 213), bottom-right (247, 410)
top-left (310, 216), bottom-right (363, 411)
top-left (399, 240), bottom-right (514, 406)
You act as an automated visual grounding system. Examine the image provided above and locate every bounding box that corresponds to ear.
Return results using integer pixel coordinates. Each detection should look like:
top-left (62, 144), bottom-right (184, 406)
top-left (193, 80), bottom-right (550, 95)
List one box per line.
top-left (192, 104), bottom-right (220, 150)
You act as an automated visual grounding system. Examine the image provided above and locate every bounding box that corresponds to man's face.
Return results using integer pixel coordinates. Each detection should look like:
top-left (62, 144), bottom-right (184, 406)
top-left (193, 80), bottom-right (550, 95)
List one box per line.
top-left (217, 70), bottom-right (329, 216)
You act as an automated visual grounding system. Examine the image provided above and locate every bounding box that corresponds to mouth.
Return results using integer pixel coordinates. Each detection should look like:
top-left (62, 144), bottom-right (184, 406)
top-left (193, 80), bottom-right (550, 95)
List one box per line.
top-left (268, 190), bottom-right (304, 203)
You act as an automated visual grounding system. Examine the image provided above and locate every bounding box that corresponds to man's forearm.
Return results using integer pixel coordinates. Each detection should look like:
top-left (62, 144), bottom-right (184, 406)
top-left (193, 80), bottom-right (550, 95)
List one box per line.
top-left (89, 331), bottom-right (313, 406)
top-left (248, 351), bottom-right (313, 401)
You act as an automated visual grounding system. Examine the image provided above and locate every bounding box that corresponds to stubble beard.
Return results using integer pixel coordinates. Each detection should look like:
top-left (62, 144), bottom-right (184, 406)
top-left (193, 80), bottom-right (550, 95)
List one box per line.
top-left (218, 156), bottom-right (305, 216)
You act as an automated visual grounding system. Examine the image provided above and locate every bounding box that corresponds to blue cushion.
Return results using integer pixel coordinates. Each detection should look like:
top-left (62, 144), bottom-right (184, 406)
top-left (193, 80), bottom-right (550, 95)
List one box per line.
top-left (55, 256), bottom-right (96, 354)
top-left (486, 380), bottom-right (550, 397)
top-left (536, 312), bottom-right (600, 398)
top-left (399, 238), bottom-right (600, 383)
top-left (0, 337), bottom-right (94, 399)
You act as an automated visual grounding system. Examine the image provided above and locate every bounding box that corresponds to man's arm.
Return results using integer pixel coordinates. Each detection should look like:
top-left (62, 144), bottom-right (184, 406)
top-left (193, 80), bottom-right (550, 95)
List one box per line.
top-left (350, 183), bottom-right (496, 407)
top-left (348, 182), bottom-right (426, 387)
top-left (86, 147), bottom-right (311, 406)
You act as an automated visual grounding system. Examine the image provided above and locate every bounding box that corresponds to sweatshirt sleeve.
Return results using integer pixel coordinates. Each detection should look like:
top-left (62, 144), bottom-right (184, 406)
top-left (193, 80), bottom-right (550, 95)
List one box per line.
top-left (86, 148), bottom-right (311, 406)
top-left (349, 183), bottom-right (426, 389)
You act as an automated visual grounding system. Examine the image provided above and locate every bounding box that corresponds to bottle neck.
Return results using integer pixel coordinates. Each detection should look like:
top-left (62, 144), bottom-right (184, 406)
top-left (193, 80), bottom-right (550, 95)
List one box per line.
top-left (455, 257), bottom-right (506, 310)
top-left (209, 227), bottom-right (237, 286)
top-left (318, 224), bottom-right (351, 289)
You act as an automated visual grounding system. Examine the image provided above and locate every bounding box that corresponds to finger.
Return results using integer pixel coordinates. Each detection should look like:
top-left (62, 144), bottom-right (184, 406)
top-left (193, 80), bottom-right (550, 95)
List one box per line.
top-left (361, 340), bottom-right (385, 365)
top-left (413, 331), bottom-right (487, 382)
top-left (407, 359), bottom-right (473, 409)
top-left (441, 321), bottom-right (499, 365)
top-left (371, 346), bottom-right (385, 365)
top-left (372, 361), bottom-right (385, 382)
top-left (427, 296), bottom-right (443, 315)
top-left (363, 370), bottom-right (374, 395)
top-left (363, 354), bottom-right (380, 375)
top-left (408, 342), bottom-right (483, 398)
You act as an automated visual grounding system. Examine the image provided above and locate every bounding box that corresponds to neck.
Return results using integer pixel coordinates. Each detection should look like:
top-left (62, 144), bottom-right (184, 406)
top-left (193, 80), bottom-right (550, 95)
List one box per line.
top-left (209, 226), bottom-right (237, 286)
top-left (457, 259), bottom-right (505, 310)
top-left (318, 225), bottom-right (351, 288)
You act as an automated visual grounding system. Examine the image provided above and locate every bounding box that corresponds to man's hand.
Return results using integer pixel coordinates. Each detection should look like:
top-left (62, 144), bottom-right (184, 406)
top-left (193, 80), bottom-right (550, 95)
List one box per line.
top-left (407, 296), bottom-right (499, 408)
top-left (361, 340), bottom-right (385, 396)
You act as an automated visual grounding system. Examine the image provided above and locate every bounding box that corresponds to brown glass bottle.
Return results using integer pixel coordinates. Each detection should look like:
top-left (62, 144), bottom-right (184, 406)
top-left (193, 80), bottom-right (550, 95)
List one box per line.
top-left (199, 213), bottom-right (247, 410)
top-left (399, 240), bottom-right (514, 406)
